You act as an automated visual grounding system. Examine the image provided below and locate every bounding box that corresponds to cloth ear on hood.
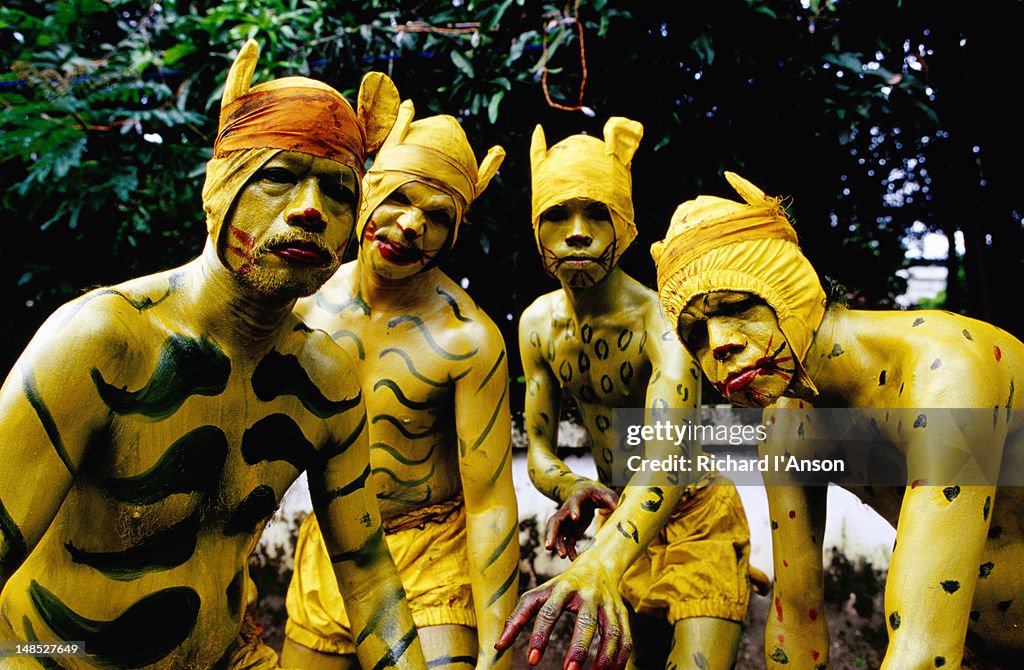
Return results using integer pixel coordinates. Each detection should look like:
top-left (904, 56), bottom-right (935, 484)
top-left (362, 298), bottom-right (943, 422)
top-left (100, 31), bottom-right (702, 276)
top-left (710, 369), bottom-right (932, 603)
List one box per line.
top-left (529, 117), bottom-right (643, 271)
top-left (653, 172), bottom-right (826, 399)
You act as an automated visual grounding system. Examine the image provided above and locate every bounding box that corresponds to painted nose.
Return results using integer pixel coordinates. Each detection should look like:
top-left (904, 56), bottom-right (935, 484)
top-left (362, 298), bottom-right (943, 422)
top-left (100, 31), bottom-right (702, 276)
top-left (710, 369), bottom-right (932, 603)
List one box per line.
top-left (708, 320), bottom-right (745, 360)
top-left (565, 213), bottom-right (592, 247)
top-left (713, 343), bottom-right (744, 361)
top-left (286, 180), bottom-right (326, 232)
top-left (397, 208), bottom-right (426, 240)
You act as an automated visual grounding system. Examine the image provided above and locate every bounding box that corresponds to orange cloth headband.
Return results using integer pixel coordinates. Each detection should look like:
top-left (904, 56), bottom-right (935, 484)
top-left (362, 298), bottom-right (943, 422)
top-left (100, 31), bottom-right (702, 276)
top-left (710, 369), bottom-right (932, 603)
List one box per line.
top-left (214, 88), bottom-right (366, 170)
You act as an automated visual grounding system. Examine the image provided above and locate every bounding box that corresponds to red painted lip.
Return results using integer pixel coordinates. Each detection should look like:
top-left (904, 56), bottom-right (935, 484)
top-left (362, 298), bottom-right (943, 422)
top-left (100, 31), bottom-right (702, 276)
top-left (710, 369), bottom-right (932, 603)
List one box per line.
top-left (375, 238), bottom-right (422, 265)
top-left (719, 362), bottom-right (782, 396)
top-left (271, 241), bottom-right (330, 266)
top-left (724, 367), bottom-right (762, 394)
top-left (559, 256), bottom-right (598, 267)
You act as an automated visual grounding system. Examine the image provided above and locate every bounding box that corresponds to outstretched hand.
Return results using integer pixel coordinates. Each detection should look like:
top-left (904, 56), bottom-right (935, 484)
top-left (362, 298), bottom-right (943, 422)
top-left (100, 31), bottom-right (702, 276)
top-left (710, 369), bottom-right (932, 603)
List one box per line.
top-left (494, 561), bottom-right (632, 670)
top-left (545, 480), bottom-right (619, 560)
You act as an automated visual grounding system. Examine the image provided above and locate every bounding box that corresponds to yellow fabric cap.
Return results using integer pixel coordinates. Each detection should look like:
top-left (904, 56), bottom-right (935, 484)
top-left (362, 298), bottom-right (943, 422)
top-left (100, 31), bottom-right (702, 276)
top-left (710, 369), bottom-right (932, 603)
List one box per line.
top-left (356, 100), bottom-right (505, 247)
top-left (653, 172), bottom-right (826, 398)
top-left (201, 39), bottom-right (399, 262)
top-left (530, 117), bottom-right (642, 269)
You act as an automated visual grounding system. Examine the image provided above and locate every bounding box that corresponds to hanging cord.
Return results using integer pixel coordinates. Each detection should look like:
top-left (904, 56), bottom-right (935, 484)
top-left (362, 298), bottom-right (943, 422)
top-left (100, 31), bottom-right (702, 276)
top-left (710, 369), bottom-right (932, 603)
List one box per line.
top-left (541, 0), bottom-right (588, 112)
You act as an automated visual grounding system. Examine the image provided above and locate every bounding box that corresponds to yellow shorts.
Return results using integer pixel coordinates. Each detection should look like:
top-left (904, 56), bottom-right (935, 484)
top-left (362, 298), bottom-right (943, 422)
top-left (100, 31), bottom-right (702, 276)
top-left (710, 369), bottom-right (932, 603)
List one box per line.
top-left (616, 478), bottom-right (752, 624)
top-left (284, 502), bottom-right (476, 655)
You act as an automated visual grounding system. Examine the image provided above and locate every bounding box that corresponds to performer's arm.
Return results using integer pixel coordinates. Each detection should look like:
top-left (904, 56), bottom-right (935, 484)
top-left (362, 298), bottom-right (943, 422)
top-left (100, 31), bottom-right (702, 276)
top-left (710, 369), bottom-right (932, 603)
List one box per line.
top-left (519, 305), bottom-right (617, 559)
top-left (498, 315), bottom-right (697, 670)
top-left (455, 320), bottom-right (518, 670)
top-left (0, 298), bottom-right (117, 590)
top-left (878, 376), bottom-right (1002, 669)
top-left (311, 367), bottom-right (426, 670)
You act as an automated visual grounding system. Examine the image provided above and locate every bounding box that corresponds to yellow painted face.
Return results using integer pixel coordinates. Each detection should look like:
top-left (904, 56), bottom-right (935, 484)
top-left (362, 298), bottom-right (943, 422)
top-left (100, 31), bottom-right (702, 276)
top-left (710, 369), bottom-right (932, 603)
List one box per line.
top-left (679, 291), bottom-right (795, 408)
top-left (360, 180), bottom-right (456, 280)
top-left (224, 151), bottom-right (358, 298)
top-left (537, 197), bottom-right (617, 288)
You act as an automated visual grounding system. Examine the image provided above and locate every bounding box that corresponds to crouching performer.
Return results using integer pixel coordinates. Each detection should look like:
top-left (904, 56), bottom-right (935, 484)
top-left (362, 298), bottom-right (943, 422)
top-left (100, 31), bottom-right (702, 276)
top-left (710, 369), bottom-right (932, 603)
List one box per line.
top-left (652, 171), bottom-right (1024, 668)
top-left (498, 119), bottom-right (752, 670)
top-left (0, 40), bottom-right (427, 670)
top-left (283, 101), bottom-right (518, 670)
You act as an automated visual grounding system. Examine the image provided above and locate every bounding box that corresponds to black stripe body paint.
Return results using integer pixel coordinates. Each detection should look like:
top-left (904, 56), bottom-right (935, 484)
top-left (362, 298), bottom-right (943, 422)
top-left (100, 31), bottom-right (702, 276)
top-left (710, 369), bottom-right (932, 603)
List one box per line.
top-left (0, 496), bottom-right (27, 568)
top-left (252, 350), bottom-right (360, 418)
top-left (92, 334), bottom-right (230, 419)
top-left (223, 486), bottom-right (278, 536)
top-left (64, 511), bottom-right (201, 581)
top-left (21, 367), bottom-right (75, 476)
top-left (387, 315), bottom-right (478, 360)
top-left (241, 413), bottom-right (317, 472)
top-left (29, 580), bottom-right (200, 668)
top-left (102, 426), bottom-right (228, 505)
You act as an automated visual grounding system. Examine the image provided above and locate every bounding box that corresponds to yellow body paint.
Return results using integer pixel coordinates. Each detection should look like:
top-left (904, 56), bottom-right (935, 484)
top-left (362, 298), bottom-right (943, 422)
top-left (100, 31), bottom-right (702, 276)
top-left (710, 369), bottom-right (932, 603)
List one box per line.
top-left (655, 172), bottom-right (1024, 669)
top-left (284, 103), bottom-right (517, 670)
top-left (0, 40), bottom-right (428, 670)
top-left (502, 119), bottom-right (752, 670)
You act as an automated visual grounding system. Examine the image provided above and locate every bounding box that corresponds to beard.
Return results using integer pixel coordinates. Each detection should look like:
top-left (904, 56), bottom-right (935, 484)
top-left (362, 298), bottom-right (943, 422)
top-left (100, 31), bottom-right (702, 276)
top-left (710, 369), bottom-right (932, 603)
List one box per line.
top-left (234, 232), bottom-right (342, 300)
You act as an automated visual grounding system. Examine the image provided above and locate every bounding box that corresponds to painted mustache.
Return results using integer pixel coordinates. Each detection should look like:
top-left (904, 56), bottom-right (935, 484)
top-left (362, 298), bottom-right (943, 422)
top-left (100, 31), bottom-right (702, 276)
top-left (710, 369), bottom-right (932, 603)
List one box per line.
top-left (260, 233), bottom-right (336, 267)
top-left (374, 235), bottom-right (424, 264)
top-left (363, 220), bottom-right (439, 266)
top-left (714, 336), bottom-right (794, 402)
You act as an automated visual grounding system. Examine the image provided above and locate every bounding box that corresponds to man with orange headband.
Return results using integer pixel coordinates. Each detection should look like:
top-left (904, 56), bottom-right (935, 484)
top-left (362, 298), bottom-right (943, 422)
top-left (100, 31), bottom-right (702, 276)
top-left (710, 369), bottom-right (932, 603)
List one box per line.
top-left (653, 171), bottom-right (1024, 668)
top-left (0, 40), bottom-right (427, 670)
top-left (496, 119), bottom-right (753, 670)
top-left (281, 101), bottom-right (518, 670)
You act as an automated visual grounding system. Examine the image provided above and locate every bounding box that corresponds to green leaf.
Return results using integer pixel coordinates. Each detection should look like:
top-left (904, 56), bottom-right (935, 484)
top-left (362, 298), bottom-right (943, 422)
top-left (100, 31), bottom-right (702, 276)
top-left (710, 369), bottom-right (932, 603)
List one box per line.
top-left (110, 167), bottom-right (139, 202)
top-left (487, 90), bottom-right (504, 124)
top-left (163, 43), bottom-right (196, 66)
top-left (824, 52), bottom-right (864, 72)
top-left (690, 34), bottom-right (715, 65)
top-left (450, 49), bottom-right (475, 78)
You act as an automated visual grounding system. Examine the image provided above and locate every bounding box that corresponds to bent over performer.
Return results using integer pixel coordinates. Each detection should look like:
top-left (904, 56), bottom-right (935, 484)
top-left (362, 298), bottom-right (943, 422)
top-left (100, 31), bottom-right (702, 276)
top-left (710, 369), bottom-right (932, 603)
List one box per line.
top-left (498, 119), bottom-right (753, 670)
top-left (653, 171), bottom-right (1024, 669)
top-left (283, 101), bottom-right (518, 670)
top-left (0, 40), bottom-right (427, 670)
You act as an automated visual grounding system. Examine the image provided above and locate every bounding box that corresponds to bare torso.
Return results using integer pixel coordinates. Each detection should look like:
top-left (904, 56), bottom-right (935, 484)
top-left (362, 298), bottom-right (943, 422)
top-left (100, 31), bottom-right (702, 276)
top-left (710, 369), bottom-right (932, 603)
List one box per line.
top-left (521, 281), bottom-right (697, 488)
top-left (297, 262), bottom-right (502, 520)
top-left (764, 308), bottom-right (1024, 664)
top-left (0, 264), bottom-right (368, 668)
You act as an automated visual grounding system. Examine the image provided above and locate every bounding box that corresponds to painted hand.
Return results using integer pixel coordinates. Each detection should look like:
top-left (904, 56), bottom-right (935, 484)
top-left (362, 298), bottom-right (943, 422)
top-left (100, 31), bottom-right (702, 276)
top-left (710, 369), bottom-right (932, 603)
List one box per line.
top-left (545, 480), bottom-right (619, 560)
top-left (494, 559), bottom-right (632, 670)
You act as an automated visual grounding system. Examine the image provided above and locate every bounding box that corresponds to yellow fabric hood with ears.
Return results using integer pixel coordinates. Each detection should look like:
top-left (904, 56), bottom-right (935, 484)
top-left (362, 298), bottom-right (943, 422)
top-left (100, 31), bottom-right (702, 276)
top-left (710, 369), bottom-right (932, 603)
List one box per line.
top-left (529, 117), bottom-right (642, 269)
top-left (201, 38), bottom-right (400, 258)
top-left (356, 100), bottom-right (504, 247)
top-left (652, 171), bottom-right (826, 398)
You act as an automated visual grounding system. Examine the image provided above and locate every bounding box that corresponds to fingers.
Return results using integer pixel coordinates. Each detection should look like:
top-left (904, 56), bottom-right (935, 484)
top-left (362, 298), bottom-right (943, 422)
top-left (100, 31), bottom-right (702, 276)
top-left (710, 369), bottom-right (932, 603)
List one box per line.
top-left (569, 495), bottom-right (581, 521)
top-left (562, 603), bottom-right (598, 670)
top-left (527, 585), bottom-right (573, 665)
top-left (592, 599), bottom-right (632, 670)
top-left (594, 487), bottom-right (619, 511)
top-left (496, 585), bottom-right (553, 651)
top-left (545, 509), bottom-right (567, 552)
top-left (565, 536), bottom-right (578, 561)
